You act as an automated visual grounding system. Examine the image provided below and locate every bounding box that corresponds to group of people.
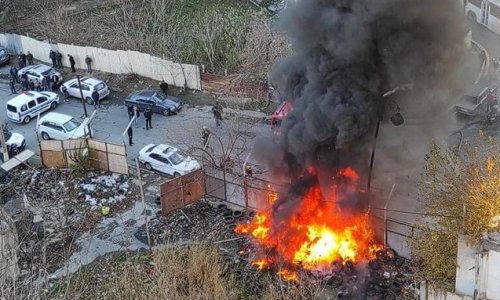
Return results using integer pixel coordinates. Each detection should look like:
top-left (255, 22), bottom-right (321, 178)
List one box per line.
top-left (126, 105), bottom-right (153, 145)
top-left (16, 51), bottom-right (34, 69)
top-left (9, 66), bottom-right (61, 94)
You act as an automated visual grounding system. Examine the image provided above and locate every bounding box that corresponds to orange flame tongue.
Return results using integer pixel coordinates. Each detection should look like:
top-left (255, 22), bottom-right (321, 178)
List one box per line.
top-left (236, 167), bottom-right (380, 272)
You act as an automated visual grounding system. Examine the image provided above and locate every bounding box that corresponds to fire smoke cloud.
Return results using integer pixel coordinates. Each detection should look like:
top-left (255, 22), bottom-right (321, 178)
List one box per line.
top-left (269, 0), bottom-right (467, 174)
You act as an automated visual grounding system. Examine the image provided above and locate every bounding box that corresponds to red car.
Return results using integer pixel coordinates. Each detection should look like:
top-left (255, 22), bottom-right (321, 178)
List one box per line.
top-left (271, 101), bottom-right (292, 131)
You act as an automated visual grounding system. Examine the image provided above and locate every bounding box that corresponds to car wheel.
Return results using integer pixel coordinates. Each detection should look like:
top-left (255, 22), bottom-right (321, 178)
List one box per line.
top-left (50, 102), bottom-right (57, 110)
top-left (162, 109), bottom-right (171, 116)
top-left (23, 116), bottom-right (31, 124)
top-left (144, 162), bottom-right (152, 170)
top-left (41, 132), bottom-right (50, 140)
top-left (86, 97), bottom-right (94, 105)
top-left (173, 172), bottom-right (181, 178)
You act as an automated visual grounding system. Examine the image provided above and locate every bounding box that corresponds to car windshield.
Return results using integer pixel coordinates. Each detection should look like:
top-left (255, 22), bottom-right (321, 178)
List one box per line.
top-left (41, 68), bottom-right (55, 76)
top-left (168, 151), bottom-right (186, 165)
top-left (154, 93), bottom-right (166, 101)
top-left (94, 83), bottom-right (105, 91)
top-left (3, 130), bottom-right (11, 141)
top-left (62, 118), bottom-right (81, 132)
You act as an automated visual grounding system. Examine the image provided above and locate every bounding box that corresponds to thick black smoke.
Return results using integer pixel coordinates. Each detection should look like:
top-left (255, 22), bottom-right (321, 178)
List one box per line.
top-left (268, 0), bottom-right (467, 176)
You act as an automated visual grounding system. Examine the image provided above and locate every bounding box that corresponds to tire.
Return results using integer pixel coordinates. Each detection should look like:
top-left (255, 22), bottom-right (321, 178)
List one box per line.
top-left (23, 116), bottom-right (31, 124)
top-left (144, 162), bottom-right (152, 170)
top-left (50, 102), bottom-right (57, 110)
top-left (162, 109), bottom-right (171, 116)
top-left (173, 172), bottom-right (181, 178)
top-left (86, 97), bottom-right (94, 105)
top-left (41, 132), bottom-right (50, 140)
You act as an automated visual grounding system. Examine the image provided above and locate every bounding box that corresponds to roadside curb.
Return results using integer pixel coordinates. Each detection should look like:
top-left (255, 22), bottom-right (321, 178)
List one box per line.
top-left (471, 40), bottom-right (490, 84)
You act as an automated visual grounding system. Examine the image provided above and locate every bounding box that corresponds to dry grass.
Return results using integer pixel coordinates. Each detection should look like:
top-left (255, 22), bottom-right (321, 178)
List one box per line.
top-left (104, 246), bottom-right (239, 300)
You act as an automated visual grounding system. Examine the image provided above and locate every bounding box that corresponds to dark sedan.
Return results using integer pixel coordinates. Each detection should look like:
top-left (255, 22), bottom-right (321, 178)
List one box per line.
top-left (125, 90), bottom-right (183, 116)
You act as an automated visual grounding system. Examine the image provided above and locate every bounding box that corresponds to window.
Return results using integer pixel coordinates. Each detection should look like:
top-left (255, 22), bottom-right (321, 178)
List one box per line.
top-left (70, 83), bottom-right (79, 89)
top-left (28, 100), bottom-right (36, 109)
top-left (145, 145), bottom-right (158, 153)
top-left (491, 2), bottom-right (500, 19)
top-left (94, 83), bottom-right (105, 91)
top-left (21, 105), bottom-right (28, 112)
top-left (62, 118), bottom-right (81, 132)
top-left (7, 105), bottom-right (17, 113)
top-left (468, 0), bottom-right (482, 8)
top-left (156, 156), bottom-right (171, 165)
top-left (81, 85), bottom-right (90, 91)
top-left (37, 97), bottom-right (48, 105)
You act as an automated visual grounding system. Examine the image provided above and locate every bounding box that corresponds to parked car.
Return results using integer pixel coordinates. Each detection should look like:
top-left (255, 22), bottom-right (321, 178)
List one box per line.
top-left (60, 76), bottom-right (110, 105)
top-left (37, 112), bottom-right (92, 140)
top-left (6, 91), bottom-right (60, 124)
top-left (0, 46), bottom-right (10, 66)
top-left (454, 84), bottom-right (497, 116)
top-left (138, 143), bottom-right (200, 177)
top-left (125, 90), bottom-right (182, 116)
top-left (0, 127), bottom-right (26, 158)
top-left (17, 64), bottom-right (63, 83)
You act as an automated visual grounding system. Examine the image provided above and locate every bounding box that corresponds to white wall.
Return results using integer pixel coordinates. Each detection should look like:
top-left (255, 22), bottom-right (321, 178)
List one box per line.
top-left (486, 251), bottom-right (500, 299)
top-left (0, 34), bottom-right (201, 91)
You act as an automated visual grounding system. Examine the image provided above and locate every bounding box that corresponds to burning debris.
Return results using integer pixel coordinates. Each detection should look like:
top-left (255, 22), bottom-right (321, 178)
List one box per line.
top-left (238, 0), bottom-right (467, 294)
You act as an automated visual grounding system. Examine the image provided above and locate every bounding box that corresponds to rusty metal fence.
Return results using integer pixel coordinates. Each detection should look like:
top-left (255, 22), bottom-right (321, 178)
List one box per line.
top-left (159, 169), bottom-right (205, 215)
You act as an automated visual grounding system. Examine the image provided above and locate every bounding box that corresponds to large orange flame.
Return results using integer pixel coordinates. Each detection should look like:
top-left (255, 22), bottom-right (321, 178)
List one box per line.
top-left (236, 167), bottom-right (381, 279)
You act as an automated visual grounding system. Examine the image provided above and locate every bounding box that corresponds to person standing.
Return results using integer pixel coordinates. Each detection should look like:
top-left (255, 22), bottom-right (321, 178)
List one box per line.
top-left (127, 105), bottom-right (134, 121)
top-left (68, 54), bottom-right (76, 72)
top-left (41, 76), bottom-right (47, 91)
top-left (26, 51), bottom-right (33, 65)
top-left (21, 78), bottom-right (29, 91)
top-left (9, 66), bottom-right (18, 83)
top-left (28, 80), bottom-right (35, 91)
top-left (133, 105), bottom-right (139, 127)
top-left (144, 105), bottom-right (152, 130)
top-left (62, 85), bottom-right (69, 102)
top-left (92, 89), bottom-right (100, 108)
top-left (19, 52), bottom-right (27, 66)
top-left (17, 56), bottom-right (25, 69)
top-left (49, 50), bottom-right (57, 67)
top-left (85, 55), bottom-right (92, 73)
top-left (56, 51), bottom-right (63, 68)
top-left (127, 126), bottom-right (134, 146)
top-left (34, 80), bottom-right (41, 91)
top-left (211, 101), bottom-right (223, 126)
top-left (159, 80), bottom-right (169, 95)
top-left (9, 78), bottom-right (16, 94)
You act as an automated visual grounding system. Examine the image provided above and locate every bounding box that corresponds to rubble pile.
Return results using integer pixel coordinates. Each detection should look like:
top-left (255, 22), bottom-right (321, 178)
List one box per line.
top-left (79, 173), bottom-right (130, 209)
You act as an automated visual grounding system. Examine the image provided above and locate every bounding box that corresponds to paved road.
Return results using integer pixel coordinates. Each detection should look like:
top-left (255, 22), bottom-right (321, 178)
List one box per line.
top-left (0, 65), bottom-right (269, 171)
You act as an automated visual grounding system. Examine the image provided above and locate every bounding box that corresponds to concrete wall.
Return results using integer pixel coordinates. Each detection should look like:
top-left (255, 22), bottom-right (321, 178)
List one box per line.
top-left (0, 33), bottom-right (201, 90)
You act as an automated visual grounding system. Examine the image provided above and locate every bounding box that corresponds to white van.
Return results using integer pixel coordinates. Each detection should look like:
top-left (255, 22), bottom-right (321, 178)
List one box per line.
top-left (6, 91), bottom-right (60, 124)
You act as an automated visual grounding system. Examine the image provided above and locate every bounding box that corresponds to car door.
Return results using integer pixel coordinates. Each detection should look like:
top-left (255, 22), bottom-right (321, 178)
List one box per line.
top-left (51, 123), bottom-right (67, 140)
top-left (135, 99), bottom-right (147, 111)
top-left (146, 99), bottom-right (159, 113)
top-left (27, 100), bottom-right (37, 116)
top-left (157, 155), bottom-right (174, 175)
top-left (148, 153), bottom-right (164, 172)
top-left (69, 82), bottom-right (84, 98)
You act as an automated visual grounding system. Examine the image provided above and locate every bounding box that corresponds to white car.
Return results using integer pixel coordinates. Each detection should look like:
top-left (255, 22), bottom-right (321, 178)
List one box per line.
top-left (138, 144), bottom-right (200, 177)
top-left (6, 91), bottom-right (60, 124)
top-left (37, 112), bottom-right (92, 140)
top-left (60, 77), bottom-right (110, 105)
top-left (18, 64), bottom-right (62, 83)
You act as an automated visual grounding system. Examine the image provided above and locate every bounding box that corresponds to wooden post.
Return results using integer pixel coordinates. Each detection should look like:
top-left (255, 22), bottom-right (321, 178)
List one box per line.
top-left (0, 124), bottom-right (9, 162)
top-left (136, 159), bottom-right (152, 249)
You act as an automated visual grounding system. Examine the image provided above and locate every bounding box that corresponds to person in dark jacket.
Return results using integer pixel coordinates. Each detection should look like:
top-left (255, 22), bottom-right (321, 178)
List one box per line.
top-left (9, 78), bottom-right (16, 94)
top-left (85, 55), bottom-right (92, 73)
top-left (19, 52), bottom-right (27, 66)
top-left (127, 105), bottom-right (134, 120)
top-left (160, 80), bottom-right (168, 95)
top-left (92, 90), bottom-right (100, 108)
top-left (144, 105), bottom-right (153, 130)
top-left (49, 50), bottom-right (56, 67)
top-left (56, 51), bottom-right (63, 68)
top-left (28, 80), bottom-right (35, 91)
top-left (212, 101), bottom-right (223, 126)
top-left (9, 66), bottom-right (18, 83)
top-left (26, 51), bottom-right (33, 65)
top-left (68, 54), bottom-right (76, 72)
top-left (17, 56), bottom-right (25, 69)
top-left (127, 126), bottom-right (134, 146)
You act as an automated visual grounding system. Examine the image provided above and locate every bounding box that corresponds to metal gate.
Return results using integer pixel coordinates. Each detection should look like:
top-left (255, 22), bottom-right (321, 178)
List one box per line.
top-left (159, 169), bottom-right (205, 215)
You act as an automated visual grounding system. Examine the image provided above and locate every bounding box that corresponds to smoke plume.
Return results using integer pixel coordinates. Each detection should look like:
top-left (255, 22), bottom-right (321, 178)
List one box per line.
top-left (268, 0), bottom-right (467, 176)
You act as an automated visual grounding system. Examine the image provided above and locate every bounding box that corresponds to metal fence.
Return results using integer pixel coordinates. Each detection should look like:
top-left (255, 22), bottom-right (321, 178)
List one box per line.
top-left (159, 169), bottom-right (205, 215)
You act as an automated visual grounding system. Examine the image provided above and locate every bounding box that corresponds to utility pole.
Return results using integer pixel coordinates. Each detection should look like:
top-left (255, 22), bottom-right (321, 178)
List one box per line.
top-left (0, 124), bottom-right (9, 162)
top-left (77, 75), bottom-right (92, 137)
